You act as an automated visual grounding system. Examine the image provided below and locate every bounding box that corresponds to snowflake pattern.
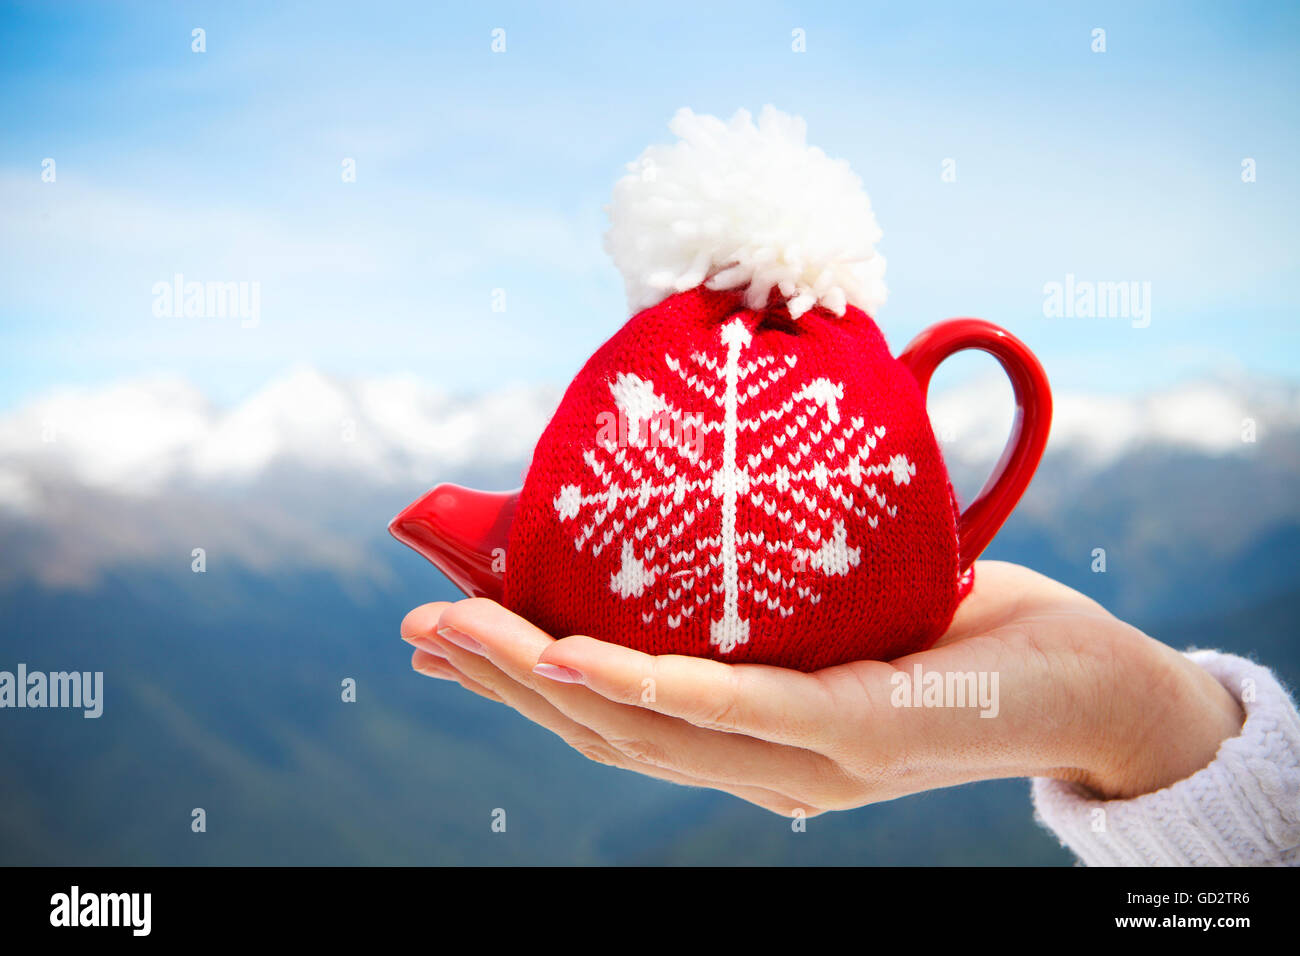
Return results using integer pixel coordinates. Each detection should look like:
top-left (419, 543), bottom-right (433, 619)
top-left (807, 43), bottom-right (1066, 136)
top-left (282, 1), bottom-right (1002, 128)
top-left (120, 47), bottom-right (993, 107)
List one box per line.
top-left (553, 318), bottom-right (916, 654)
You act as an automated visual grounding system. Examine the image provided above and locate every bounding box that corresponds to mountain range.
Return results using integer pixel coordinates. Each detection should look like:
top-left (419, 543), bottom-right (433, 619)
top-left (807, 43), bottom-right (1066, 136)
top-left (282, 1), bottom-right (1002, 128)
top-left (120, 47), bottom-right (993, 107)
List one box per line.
top-left (1, 367), bottom-right (1297, 864)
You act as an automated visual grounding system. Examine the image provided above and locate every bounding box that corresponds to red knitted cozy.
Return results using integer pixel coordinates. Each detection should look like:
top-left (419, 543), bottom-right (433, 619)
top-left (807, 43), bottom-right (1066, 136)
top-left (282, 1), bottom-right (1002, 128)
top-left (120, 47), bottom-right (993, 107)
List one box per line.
top-left (386, 108), bottom-right (1046, 669)
top-left (503, 285), bottom-right (972, 671)
top-left (388, 108), bottom-right (1048, 669)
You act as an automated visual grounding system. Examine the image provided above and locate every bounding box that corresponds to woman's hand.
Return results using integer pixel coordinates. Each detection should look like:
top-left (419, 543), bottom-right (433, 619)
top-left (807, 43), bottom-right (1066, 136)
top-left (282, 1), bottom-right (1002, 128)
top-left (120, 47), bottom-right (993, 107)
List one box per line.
top-left (399, 561), bottom-right (1244, 816)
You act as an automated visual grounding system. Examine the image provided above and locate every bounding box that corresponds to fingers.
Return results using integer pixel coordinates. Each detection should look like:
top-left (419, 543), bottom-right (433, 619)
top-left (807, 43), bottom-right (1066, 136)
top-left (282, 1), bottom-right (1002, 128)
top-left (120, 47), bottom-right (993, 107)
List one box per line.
top-left (411, 647), bottom-right (503, 703)
top-left (412, 599), bottom-right (865, 758)
top-left (434, 600), bottom-right (859, 808)
top-left (411, 648), bottom-right (457, 680)
top-left (538, 635), bottom-right (917, 782)
top-left (429, 633), bottom-right (818, 816)
top-left (533, 632), bottom-right (856, 752)
top-left (405, 600), bottom-right (509, 701)
top-left (403, 604), bottom-right (814, 813)
top-left (401, 601), bottom-right (453, 641)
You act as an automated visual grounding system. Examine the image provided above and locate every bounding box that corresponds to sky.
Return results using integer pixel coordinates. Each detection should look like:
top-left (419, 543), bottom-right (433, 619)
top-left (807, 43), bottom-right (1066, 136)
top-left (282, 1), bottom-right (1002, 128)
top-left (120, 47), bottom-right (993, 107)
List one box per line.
top-left (1, 0), bottom-right (1297, 410)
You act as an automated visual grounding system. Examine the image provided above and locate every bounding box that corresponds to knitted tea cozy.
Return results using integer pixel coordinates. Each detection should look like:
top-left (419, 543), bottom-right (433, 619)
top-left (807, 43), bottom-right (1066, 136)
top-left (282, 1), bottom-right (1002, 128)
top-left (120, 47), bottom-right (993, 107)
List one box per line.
top-left (501, 107), bottom-right (973, 671)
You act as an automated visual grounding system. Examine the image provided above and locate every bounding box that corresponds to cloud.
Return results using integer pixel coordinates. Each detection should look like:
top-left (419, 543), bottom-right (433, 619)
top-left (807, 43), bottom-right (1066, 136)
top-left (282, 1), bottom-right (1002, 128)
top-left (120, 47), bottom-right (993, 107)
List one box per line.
top-left (0, 366), bottom-right (558, 501)
top-left (928, 371), bottom-right (1300, 472)
top-left (0, 368), bottom-right (559, 588)
top-left (2, 366), bottom-right (1297, 590)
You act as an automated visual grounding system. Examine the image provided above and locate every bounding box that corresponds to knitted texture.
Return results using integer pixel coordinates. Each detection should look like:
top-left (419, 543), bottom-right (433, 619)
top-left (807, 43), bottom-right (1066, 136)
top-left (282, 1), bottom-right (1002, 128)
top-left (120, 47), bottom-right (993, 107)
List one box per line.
top-left (503, 286), bottom-right (970, 671)
top-left (1032, 650), bottom-right (1300, 866)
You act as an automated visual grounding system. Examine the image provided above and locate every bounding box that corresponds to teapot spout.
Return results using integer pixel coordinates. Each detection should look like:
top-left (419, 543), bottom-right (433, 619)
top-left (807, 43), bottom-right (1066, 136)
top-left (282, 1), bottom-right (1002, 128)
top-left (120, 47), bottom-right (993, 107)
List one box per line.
top-left (388, 484), bottom-right (520, 602)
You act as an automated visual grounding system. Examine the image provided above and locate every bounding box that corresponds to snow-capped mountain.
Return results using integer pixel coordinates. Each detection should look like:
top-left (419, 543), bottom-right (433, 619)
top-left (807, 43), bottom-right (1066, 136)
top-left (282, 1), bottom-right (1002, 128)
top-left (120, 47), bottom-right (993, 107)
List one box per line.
top-left (0, 367), bottom-right (560, 588)
top-left (5, 365), bottom-right (1295, 499)
top-left (930, 371), bottom-right (1300, 472)
top-left (0, 366), bottom-right (558, 501)
top-left (2, 367), bottom-right (1298, 613)
top-left (2, 367), bottom-right (1297, 868)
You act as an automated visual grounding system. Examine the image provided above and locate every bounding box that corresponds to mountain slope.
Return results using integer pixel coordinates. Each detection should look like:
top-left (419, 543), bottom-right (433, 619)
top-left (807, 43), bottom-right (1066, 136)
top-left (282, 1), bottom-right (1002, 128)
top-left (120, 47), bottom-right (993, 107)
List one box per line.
top-left (1, 369), bottom-right (1298, 864)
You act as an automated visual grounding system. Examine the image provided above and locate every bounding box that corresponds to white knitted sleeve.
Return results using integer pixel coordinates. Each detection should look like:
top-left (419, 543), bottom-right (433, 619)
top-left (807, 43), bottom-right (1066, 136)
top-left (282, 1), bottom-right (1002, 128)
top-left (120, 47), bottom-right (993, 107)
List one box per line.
top-left (1031, 650), bottom-right (1300, 866)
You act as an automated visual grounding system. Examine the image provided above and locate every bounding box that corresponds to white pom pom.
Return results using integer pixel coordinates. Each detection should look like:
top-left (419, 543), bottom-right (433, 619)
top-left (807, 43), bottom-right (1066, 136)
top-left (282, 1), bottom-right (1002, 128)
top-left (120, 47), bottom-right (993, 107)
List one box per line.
top-left (603, 106), bottom-right (887, 319)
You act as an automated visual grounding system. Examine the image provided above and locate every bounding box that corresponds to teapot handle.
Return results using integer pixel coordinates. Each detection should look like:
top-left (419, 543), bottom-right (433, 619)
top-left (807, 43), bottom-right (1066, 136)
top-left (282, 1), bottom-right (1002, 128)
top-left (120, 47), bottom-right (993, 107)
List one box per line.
top-left (897, 319), bottom-right (1052, 571)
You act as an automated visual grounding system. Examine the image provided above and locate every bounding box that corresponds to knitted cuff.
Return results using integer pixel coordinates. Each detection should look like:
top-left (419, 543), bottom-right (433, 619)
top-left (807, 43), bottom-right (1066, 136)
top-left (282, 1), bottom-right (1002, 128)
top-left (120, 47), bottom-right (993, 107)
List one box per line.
top-left (1031, 650), bottom-right (1300, 866)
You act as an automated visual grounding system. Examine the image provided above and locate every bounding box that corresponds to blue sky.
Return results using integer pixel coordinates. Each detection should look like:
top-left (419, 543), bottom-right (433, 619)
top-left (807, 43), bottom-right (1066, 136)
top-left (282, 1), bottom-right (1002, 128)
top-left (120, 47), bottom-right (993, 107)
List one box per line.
top-left (1, 0), bottom-right (1297, 409)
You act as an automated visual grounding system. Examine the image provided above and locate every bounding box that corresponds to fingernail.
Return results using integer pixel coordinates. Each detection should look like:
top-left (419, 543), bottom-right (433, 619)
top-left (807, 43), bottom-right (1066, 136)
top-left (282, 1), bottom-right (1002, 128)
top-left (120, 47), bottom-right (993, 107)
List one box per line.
top-left (437, 626), bottom-right (485, 655)
top-left (533, 662), bottom-right (584, 684)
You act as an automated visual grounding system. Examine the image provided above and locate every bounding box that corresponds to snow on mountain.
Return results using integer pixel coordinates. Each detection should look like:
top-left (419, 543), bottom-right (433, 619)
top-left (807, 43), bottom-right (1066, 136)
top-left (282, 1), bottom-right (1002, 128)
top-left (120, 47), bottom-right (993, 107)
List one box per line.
top-left (0, 368), bottom-right (559, 588)
top-left (0, 366), bottom-right (559, 506)
top-left (4, 367), bottom-right (1295, 503)
top-left (929, 372), bottom-right (1300, 474)
top-left (1, 365), bottom-right (1296, 590)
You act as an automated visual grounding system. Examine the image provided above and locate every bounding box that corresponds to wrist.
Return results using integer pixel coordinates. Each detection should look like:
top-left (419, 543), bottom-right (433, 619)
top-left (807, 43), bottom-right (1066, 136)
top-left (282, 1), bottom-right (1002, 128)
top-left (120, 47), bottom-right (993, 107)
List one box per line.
top-left (1079, 637), bottom-right (1244, 800)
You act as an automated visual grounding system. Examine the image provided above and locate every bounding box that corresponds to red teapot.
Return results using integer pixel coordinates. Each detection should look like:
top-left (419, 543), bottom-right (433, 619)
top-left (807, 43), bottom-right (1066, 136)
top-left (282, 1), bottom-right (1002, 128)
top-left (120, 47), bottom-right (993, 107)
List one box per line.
top-left (390, 107), bottom-right (1051, 671)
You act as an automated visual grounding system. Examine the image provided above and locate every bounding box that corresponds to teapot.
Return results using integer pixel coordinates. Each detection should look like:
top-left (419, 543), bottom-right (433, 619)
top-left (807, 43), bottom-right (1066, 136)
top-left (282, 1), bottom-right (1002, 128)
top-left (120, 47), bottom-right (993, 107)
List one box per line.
top-left (390, 107), bottom-right (1051, 670)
